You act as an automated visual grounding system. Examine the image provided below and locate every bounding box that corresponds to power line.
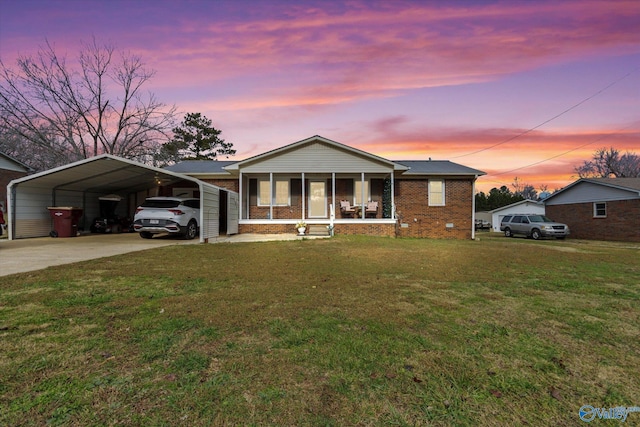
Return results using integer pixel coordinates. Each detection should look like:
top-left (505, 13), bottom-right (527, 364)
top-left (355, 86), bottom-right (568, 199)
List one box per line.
top-left (452, 67), bottom-right (638, 159)
top-left (486, 122), bottom-right (640, 178)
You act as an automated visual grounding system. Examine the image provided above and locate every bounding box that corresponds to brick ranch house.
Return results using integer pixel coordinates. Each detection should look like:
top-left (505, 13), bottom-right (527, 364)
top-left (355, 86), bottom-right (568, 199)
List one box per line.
top-left (166, 136), bottom-right (485, 239)
top-left (544, 177), bottom-right (640, 242)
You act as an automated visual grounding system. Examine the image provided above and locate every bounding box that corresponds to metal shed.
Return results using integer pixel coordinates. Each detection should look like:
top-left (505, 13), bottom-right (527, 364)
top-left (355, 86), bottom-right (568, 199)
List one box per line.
top-left (7, 154), bottom-right (238, 242)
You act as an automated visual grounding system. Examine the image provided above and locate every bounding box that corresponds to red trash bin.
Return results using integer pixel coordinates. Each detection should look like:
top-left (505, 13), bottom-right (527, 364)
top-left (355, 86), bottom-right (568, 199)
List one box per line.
top-left (47, 207), bottom-right (83, 237)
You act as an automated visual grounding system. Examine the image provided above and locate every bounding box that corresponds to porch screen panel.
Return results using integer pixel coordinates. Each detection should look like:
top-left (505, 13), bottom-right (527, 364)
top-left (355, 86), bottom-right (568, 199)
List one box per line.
top-left (290, 179), bottom-right (302, 205)
top-left (258, 180), bottom-right (270, 206)
top-left (274, 179), bottom-right (289, 205)
top-left (354, 180), bottom-right (369, 204)
top-left (249, 179), bottom-right (257, 206)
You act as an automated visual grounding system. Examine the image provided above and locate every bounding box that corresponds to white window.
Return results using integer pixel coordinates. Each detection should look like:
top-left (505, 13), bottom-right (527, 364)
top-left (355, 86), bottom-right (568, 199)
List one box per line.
top-left (428, 179), bottom-right (445, 206)
top-left (594, 202), bottom-right (607, 218)
top-left (258, 178), bottom-right (289, 206)
top-left (354, 179), bottom-right (369, 205)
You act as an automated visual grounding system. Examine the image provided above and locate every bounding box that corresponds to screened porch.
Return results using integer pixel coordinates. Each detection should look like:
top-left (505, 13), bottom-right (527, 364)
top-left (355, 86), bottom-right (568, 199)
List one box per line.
top-left (239, 172), bottom-right (396, 222)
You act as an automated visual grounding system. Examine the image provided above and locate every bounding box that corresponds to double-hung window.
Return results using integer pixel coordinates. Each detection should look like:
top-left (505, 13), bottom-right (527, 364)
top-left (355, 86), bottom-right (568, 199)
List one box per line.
top-left (428, 179), bottom-right (445, 206)
top-left (258, 178), bottom-right (290, 206)
top-left (593, 202), bottom-right (607, 218)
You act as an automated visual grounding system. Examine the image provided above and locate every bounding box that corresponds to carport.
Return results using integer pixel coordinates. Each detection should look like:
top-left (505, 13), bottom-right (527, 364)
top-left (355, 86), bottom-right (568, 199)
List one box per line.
top-left (7, 154), bottom-right (238, 243)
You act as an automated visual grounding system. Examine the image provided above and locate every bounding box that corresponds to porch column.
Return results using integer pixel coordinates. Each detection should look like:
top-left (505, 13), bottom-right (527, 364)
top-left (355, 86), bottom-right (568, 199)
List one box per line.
top-left (360, 172), bottom-right (365, 218)
top-left (331, 172), bottom-right (336, 219)
top-left (239, 172), bottom-right (244, 219)
top-left (301, 172), bottom-right (306, 220)
top-left (269, 172), bottom-right (273, 220)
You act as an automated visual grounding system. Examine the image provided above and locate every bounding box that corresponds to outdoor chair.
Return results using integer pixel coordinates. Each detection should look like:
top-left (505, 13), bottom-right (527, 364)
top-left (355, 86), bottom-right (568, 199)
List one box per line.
top-left (365, 201), bottom-right (378, 218)
top-left (340, 200), bottom-right (356, 217)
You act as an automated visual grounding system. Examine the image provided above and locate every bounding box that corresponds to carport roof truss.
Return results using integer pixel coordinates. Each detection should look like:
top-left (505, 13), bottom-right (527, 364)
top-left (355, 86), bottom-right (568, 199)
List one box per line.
top-left (9, 154), bottom-right (204, 195)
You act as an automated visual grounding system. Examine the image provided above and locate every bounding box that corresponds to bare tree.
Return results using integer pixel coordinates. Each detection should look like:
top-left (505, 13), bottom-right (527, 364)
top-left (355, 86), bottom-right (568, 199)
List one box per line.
top-left (0, 38), bottom-right (176, 170)
top-left (575, 147), bottom-right (640, 178)
top-left (511, 176), bottom-right (538, 200)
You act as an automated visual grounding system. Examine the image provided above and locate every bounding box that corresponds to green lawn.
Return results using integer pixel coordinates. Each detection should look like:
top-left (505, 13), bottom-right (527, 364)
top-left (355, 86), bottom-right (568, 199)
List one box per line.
top-left (1, 235), bottom-right (639, 426)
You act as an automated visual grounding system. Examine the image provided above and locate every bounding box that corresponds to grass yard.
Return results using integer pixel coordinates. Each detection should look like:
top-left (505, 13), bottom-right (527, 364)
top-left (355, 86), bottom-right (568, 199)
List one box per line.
top-left (1, 234), bottom-right (639, 426)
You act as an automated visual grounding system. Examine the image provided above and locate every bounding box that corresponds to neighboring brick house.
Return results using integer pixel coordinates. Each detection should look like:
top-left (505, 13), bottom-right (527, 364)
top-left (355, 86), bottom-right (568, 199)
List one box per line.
top-left (166, 135), bottom-right (485, 239)
top-left (0, 152), bottom-right (32, 215)
top-left (544, 178), bottom-right (640, 242)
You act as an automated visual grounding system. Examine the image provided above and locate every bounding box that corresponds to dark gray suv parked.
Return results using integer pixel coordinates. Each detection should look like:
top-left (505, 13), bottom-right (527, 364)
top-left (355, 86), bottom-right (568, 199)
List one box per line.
top-left (500, 214), bottom-right (569, 240)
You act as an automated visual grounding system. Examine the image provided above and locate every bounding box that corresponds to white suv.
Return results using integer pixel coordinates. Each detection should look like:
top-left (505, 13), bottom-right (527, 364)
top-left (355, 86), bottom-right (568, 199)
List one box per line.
top-left (133, 197), bottom-right (200, 239)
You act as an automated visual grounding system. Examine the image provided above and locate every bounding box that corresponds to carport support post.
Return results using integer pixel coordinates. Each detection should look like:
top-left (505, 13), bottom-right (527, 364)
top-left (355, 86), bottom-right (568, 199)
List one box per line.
top-left (9, 185), bottom-right (16, 240)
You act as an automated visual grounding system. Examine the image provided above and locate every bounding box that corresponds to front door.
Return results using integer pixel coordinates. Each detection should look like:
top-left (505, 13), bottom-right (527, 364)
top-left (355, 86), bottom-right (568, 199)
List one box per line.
top-left (308, 181), bottom-right (326, 218)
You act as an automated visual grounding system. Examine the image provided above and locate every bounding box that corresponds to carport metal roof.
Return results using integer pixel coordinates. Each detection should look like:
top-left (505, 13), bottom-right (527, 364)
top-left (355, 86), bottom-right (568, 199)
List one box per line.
top-left (9, 154), bottom-right (205, 194)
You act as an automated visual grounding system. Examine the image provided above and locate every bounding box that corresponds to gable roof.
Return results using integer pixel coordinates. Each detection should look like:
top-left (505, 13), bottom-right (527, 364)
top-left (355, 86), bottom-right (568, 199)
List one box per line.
top-left (489, 199), bottom-right (543, 213)
top-left (224, 135), bottom-right (408, 171)
top-left (544, 178), bottom-right (640, 202)
top-left (164, 135), bottom-right (485, 177)
top-left (0, 151), bottom-right (33, 173)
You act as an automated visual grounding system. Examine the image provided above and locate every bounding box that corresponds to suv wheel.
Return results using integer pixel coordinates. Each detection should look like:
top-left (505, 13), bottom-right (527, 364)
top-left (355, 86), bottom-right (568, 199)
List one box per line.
top-left (184, 220), bottom-right (198, 240)
top-left (140, 231), bottom-right (153, 239)
top-left (531, 229), bottom-right (541, 240)
top-left (504, 227), bottom-right (513, 238)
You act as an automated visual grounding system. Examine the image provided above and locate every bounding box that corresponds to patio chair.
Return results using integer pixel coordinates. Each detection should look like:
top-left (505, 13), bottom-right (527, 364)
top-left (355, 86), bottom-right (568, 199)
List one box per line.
top-left (340, 200), bottom-right (356, 217)
top-left (365, 201), bottom-right (378, 218)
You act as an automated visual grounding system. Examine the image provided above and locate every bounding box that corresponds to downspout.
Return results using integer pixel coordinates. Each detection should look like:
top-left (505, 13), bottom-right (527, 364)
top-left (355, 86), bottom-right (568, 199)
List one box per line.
top-left (471, 176), bottom-right (477, 240)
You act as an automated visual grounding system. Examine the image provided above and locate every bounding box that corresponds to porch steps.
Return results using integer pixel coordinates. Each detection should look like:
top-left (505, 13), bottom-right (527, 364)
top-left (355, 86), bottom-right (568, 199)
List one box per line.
top-left (307, 225), bottom-right (330, 236)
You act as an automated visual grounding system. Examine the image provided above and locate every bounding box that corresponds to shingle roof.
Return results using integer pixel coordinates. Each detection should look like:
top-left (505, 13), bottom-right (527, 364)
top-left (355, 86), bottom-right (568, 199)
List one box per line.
top-left (544, 177), bottom-right (640, 202)
top-left (583, 178), bottom-right (640, 191)
top-left (395, 160), bottom-right (485, 176)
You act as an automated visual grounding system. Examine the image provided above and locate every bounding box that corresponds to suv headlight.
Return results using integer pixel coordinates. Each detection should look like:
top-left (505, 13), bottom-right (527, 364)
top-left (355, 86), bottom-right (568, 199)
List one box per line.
top-left (541, 225), bottom-right (553, 230)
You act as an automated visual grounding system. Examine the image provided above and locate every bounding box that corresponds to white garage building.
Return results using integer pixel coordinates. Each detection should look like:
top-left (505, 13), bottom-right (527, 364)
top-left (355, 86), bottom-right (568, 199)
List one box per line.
top-left (489, 199), bottom-right (545, 232)
top-left (7, 154), bottom-right (238, 242)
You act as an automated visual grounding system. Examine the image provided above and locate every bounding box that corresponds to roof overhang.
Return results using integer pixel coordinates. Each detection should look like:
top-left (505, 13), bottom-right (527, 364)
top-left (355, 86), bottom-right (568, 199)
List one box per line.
top-left (8, 154), bottom-right (207, 194)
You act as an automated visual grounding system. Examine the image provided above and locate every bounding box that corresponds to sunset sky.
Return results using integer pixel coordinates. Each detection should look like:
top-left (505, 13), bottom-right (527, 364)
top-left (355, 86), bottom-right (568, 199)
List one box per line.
top-left (1, 0), bottom-right (638, 192)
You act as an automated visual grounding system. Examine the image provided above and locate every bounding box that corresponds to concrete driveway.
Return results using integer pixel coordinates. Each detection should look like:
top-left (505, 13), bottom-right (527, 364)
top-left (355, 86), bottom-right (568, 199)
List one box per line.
top-left (0, 233), bottom-right (201, 277)
top-left (0, 232), bottom-right (316, 277)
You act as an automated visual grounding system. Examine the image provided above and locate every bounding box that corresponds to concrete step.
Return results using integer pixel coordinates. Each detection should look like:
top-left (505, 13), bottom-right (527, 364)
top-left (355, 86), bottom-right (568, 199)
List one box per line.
top-left (307, 225), bottom-right (330, 236)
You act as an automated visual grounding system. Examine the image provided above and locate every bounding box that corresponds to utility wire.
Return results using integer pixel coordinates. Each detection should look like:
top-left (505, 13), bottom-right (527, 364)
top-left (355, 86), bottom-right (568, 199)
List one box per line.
top-left (486, 121), bottom-right (640, 178)
top-left (452, 67), bottom-right (638, 159)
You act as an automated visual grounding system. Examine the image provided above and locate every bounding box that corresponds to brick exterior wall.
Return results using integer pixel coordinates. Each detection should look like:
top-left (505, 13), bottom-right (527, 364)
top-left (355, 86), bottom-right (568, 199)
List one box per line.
top-left (394, 179), bottom-right (474, 239)
top-left (201, 178), bottom-right (239, 193)
top-left (240, 222), bottom-right (395, 237)
top-left (546, 199), bottom-right (640, 242)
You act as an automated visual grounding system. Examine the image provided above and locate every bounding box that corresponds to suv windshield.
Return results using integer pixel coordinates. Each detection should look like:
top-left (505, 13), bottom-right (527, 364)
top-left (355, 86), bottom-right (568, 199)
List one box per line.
top-left (527, 215), bottom-right (553, 223)
top-left (141, 199), bottom-right (181, 208)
